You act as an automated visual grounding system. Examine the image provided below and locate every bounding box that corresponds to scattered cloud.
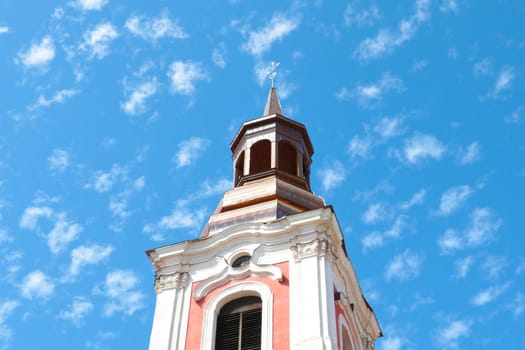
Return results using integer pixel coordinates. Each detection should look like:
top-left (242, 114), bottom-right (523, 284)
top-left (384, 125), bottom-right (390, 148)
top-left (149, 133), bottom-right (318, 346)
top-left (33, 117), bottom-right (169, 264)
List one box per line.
top-left (353, 0), bottom-right (431, 61)
top-left (69, 244), bottom-right (113, 277)
top-left (212, 43), bottom-right (227, 69)
top-left (173, 137), bottom-right (210, 168)
top-left (318, 161), bottom-right (345, 191)
top-left (481, 255), bottom-right (507, 280)
top-left (337, 73), bottom-right (405, 108)
top-left (80, 23), bottom-right (118, 59)
top-left (457, 142), bottom-right (480, 165)
top-left (125, 11), bottom-right (188, 42)
top-left (0, 26), bottom-right (10, 34)
top-left (20, 270), bottom-right (55, 299)
top-left (167, 61), bottom-right (208, 96)
top-left (484, 66), bottom-right (516, 99)
top-left (401, 133), bottom-right (446, 164)
top-left (347, 135), bottom-right (373, 159)
top-left (412, 59), bottom-right (429, 72)
top-left (373, 116), bottom-right (406, 139)
top-left (400, 189), bottom-right (426, 210)
top-left (121, 78), bottom-right (158, 116)
top-left (99, 270), bottom-right (144, 316)
top-left (19, 206), bottom-right (53, 230)
top-left (471, 283), bottom-right (510, 306)
top-left (454, 256), bottom-right (475, 278)
top-left (437, 229), bottom-right (463, 254)
top-left (362, 203), bottom-right (386, 224)
top-left (440, 0), bottom-right (459, 13)
top-left (434, 319), bottom-right (471, 349)
top-left (58, 297), bottom-right (93, 326)
top-left (199, 178), bottom-right (232, 197)
top-left (507, 293), bottom-right (525, 318)
top-left (74, 0), bottom-right (108, 11)
top-left (48, 149), bottom-right (70, 172)
top-left (362, 215), bottom-right (408, 251)
top-left (16, 36), bottom-right (55, 69)
top-left (344, 4), bottom-right (382, 27)
top-left (436, 185), bottom-right (473, 216)
top-left (242, 13), bottom-right (299, 57)
top-left (0, 300), bottom-right (19, 345)
top-left (30, 89), bottom-right (78, 111)
top-left (85, 164), bottom-right (127, 193)
top-left (473, 58), bottom-right (493, 78)
top-left (504, 105), bottom-right (524, 124)
top-left (377, 335), bottom-right (404, 350)
top-left (385, 250), bottom-right (423, 281)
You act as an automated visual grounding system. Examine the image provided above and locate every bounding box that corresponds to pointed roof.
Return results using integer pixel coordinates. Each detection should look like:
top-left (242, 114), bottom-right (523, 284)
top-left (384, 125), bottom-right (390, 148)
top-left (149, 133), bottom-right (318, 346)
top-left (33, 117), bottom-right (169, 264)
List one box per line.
top-left (263, 87), bottom-right (283, 116)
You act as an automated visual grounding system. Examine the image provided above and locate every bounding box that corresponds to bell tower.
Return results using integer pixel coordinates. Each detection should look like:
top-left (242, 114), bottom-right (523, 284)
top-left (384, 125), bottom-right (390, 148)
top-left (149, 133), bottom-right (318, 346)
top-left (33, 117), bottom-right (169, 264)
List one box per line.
top-left (146, 88), bottom-right (381, 350)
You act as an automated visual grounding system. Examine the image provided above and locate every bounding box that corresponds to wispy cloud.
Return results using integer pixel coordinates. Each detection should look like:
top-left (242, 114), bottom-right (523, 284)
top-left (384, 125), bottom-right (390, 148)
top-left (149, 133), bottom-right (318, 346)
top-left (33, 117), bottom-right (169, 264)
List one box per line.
top-left (212, 43), bottom-right (227, 69)
top-left (48, 149), bottom-right (70, 172)
top-left (167, 61), bottom-right (208, 96)
top-left (15, 36), bottom-right (55, 69)
top-left (457, 142), bottom-right (480, 165)
top-left (98, 270), bottom-right (144, 317)
top-left (173, 137), bottom-right (210, 168)
top-left (362, 203), bottom-right (386, 224)
top-left (473, 58), bottom-right (492, 78)
top-left (440, 0), bottom-right (459, 13)
top-left (353, 0), bottom-right (430, 61)
top-left (0, 26), bottom-right (9, 34)
top-left (318, 161), bottom-right (346, 191)
top-left (400, 133), bottom-right (446, 164)
top-left (58, 297), bottom-right (93, 326)
top-left (385, 250), bottom-right (423, 281)
top-left (373, 116), bottom-right (406, 139)
top-left (484, 66), bottom-right (516, 99)
top-left (125, 11), bottom-right (188, 42)
top-left (504, 105), bottom-right (524, 124)
top-left (481, 255), bottom-right (507, 280)
top-left (0, 300), bottom-right (19, 345)
top-left (80, 23), bottom-right (118, 60)
top-left (434, 319), bottom-right (471, 349)
top-left (436, 185), bottom-right (473, 216)
top-left (343, 4), bottom-right (382, 27)
top-left (20, 270), bottom-right (55, 299)
top-left (242, 13), bottom-right (299, 57)
top-left (68, 244), bottom-right (113, 277)
top-left (29, 89), bottom-right (79, 111)
top-left (337, 73), bottom-right (405, 108)
top-left (400, 189), bottom-right (426, 210)
top-left (74, 0), bottom-right (108, 11)
top-left (454, 256), bottom-right (475, 278)
top-left (507, 292), bottom-right (525, 318)
top-left (471, 283), bottom-right (510, 306)
top-left (347, 135), bottom-right (373, 159)
top-left (121, 78), bottom-right (158, 116)
top-left (362, 215), bottom-right (407, 251)
top-left (85, 164), bottom-right (127, 193)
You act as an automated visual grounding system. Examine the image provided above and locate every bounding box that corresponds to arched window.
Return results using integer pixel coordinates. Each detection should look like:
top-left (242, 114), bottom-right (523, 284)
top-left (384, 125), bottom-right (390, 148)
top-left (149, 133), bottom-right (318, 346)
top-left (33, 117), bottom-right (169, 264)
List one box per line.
top-left (249, 140), bottom-right (271, 174)
top-left (277, 141), bottom-right (297, 176)
top-left (341, 329), bottom-right (352, 350)
top-left (235, 151), bottom-right (245, 186)
top-left (215, 296), bottom-right (262, 350)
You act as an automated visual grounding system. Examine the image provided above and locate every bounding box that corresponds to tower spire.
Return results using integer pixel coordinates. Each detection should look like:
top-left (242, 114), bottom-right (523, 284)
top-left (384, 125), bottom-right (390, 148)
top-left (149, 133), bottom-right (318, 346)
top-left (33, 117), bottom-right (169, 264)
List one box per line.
top-left (263, 87), bottom-right (283, 116)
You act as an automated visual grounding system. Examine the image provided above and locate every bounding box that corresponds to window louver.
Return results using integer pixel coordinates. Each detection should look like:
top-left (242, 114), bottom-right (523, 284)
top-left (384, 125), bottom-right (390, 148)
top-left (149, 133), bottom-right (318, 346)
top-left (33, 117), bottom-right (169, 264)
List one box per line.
top-left (215, 297), bottom-right (262, 350)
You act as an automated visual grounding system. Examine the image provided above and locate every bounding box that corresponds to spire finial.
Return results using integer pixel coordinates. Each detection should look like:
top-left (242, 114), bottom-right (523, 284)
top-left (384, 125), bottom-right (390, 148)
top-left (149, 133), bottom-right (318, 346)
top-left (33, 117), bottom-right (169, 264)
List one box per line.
top-left (268, 61), bottom-right (280, 88)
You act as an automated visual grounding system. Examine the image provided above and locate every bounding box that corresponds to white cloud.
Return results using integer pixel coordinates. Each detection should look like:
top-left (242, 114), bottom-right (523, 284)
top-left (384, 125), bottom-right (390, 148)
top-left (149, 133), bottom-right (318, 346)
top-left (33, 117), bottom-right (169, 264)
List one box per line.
top-left (167, 61), bottom-right (208, 96)
top-left (121, 78), bottom-right (158, 116)
top-left (100, 270), bottom-right (144, 316)
top-left (504, 105), bottom-right (524, 124)
top-left (199, 178), bottom-right (231, 197)
top-left (125, 12), bottom-right (188, 42)
top-left (48, 149), bottom-right (70, 172)
top-left (361, 232), bottom-right (384, 251)
top-left (481, 255), bottom-right (507, 280)
top-left (0, 26), bottom-right (9, 34)
top-left (318, 161), bottom-right (345, 191)
top-left (69, 244), bottom-right (113, 277)
top-left (466, 207), bottom-right (502, 246)
top-left (402, 133), bottom-right (445, 164)
top-left (16, 36), bottom-right (55, 68)
top-left (19, 206), bottom-right (53, 230)
top-left (412, 59), bottom-right (429, 72)
top-left (473, 58), bottom-right (492, 77)
top-left (454, 256), bottom-right (474, 278)
top-left (212, 43), bottom-right (227, 69)
top-left (362, 216), bottom-right (407, 251)
top-left (385, 250), bottom-right (423, 281)
top-left (373, 117), bottom-right (406, 139)
top-left (457, 142), bottom-right (480, 165)
top-left (58, 297), bottom-right (93, 326)
top-left (30, 89), bottom-right (79, 111)
top-left (471, 283), bottom-right (510, 306)
top-left (80, 23), bottom-right (118, 59)
top-left (440, 0), bottom-right (459, 13)
top-left (351, 73), bottom-right (405, 107)
top-left (347, 135), bottom-right (373, 159)
top-left (85, 164), bottom-right (127, 193)
top-left (378, 336), bottom-right (404, 350)
top-left (434, 320), bottom-right (471, 349)
top-left (173, 137), bottom-right (210, 168)
top-left (436, 185), bottom-right (473, 216)
top-left (0, 300), bottom-right (19, 344)
top-left (21, 270), bottom-right (55, 299)
top-left (75, 0), bottom-right (108, 11)
top-left (242, 14), bottom-right (299, 57)
top-left (400, 189), bottom-right (426, 210)
top-left (362, 203), bottom-right (385, 224)
top-left (508, 293), bottom-right (525, 318)
top-left (353, 0), bottom-right (430, 61)
top-left (437, 229), bottom-right (463, 254)
top-left (47, 214), bottom-right (83, 254)
top-left (134, 176), bottom-right (145, 191)
top-left (484, 66), bottom-right (516, 99)
top-left (344, 4), bottom-right (382, 27)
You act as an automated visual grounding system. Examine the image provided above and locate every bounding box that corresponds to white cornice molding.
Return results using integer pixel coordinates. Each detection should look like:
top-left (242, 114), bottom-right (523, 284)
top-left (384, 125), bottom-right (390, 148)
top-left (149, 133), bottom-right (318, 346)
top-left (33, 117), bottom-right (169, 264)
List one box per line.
top-left (193, 262), bottom-right (283, 301)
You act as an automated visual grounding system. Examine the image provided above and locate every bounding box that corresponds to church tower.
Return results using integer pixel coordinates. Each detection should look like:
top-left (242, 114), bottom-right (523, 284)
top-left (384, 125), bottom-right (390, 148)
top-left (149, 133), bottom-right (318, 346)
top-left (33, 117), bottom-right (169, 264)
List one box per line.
top-left (146, 88), bottom-right (381, 350)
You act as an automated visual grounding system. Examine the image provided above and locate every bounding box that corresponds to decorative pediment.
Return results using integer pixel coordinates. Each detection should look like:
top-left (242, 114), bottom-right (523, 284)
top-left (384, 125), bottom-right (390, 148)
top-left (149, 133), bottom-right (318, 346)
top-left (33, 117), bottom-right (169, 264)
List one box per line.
top-left (193, 262), bottom-right (282, 301)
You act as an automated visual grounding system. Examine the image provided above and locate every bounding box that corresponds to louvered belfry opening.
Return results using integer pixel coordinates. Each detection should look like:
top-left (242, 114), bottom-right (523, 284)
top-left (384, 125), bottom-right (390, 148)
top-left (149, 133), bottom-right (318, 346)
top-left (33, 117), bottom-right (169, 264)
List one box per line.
top-left (215, 296), bottom-right (262, 350)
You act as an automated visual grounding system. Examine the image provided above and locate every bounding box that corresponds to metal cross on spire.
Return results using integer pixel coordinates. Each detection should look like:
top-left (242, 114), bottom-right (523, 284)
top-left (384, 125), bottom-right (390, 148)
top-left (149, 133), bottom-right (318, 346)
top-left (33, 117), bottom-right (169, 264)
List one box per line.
top-left (268, 61), bottom-right (280, 88)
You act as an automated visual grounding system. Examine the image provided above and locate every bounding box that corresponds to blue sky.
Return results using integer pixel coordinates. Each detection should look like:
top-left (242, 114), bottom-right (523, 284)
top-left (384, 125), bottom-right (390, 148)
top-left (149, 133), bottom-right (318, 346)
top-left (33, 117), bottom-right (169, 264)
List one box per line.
top-left (0, 0), bottom-right (524, 349)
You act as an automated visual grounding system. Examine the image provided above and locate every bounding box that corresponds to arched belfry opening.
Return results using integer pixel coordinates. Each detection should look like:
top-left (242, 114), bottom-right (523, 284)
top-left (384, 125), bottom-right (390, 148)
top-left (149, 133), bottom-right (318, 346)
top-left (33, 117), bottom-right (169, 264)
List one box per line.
top-left (277, 140), bottom-right (298, 176)
top-left (249, 140), bottom-right (271, 175)
top-left (234, 151), bottom-right (245, 187)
